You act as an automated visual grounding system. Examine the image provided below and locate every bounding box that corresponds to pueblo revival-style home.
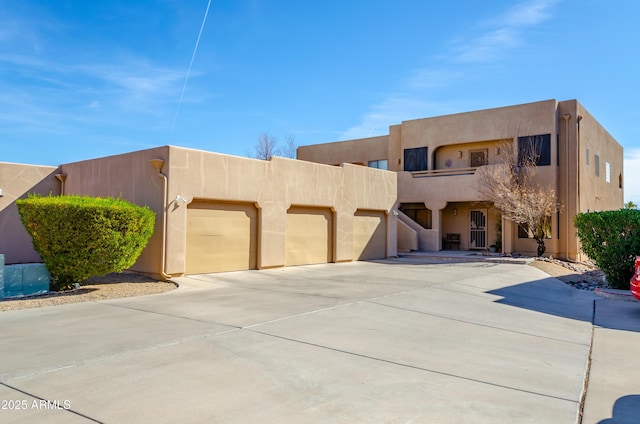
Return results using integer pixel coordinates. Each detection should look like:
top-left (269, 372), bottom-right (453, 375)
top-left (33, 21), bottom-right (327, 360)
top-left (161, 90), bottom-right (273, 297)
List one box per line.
top-left (299, 99), bottom-right (624, 262)
top-left (0, 146), bottom-right (397, 279)
top-left (0, 99), bottom-right (624, 282)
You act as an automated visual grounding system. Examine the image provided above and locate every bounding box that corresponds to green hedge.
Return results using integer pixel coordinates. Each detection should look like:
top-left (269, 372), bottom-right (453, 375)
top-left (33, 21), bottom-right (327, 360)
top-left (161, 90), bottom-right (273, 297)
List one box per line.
top-left (574, 209), bottom-right (640, 290)
top-left (17, 195), bottom-right (155, 291)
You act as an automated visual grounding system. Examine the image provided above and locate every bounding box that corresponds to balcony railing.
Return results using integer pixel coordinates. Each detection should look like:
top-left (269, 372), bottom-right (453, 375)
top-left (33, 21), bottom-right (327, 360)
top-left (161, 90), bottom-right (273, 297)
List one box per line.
top-left (410, 167), bottom-right (478, 178)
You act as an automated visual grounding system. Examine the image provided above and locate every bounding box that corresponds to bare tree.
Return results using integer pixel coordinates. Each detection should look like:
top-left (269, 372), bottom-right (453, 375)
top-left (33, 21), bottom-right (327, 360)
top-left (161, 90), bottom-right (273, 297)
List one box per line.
top-left (281, 135), bottom-right (297, 159)
top-left (476, 139), bottom-right (560, 257)
top-left (250, 133), bottom-right (297, 160)
top-left (252, 132), bottom-right (279, 160)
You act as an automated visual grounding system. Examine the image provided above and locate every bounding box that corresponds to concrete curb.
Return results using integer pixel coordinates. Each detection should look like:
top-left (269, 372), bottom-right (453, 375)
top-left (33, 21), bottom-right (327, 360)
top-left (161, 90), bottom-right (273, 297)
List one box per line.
top-left (399, 253), bottom-right (534, 265)
top-left (594, 287), bottom-right (639, 302)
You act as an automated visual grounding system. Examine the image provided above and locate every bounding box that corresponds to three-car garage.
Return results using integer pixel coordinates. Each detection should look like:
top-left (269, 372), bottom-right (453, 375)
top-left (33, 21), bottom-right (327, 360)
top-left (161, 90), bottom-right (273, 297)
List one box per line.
top-left (185, 201), bottom-right (387, 274)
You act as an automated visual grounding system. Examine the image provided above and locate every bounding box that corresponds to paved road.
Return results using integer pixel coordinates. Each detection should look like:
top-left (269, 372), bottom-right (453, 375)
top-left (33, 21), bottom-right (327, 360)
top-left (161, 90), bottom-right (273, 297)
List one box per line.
top-left (0, 258), bottom-right (634, 423)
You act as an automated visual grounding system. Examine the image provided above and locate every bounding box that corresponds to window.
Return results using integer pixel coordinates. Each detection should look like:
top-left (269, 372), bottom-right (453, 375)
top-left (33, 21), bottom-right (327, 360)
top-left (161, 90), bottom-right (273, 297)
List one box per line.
top-left (606, 162), bottom-right (611, 183)
top-left (469, 149), bottom-right (488, 167)
top-left (595, 155), bottom-right (600, 177)
top-left (399, 203), bottom-right (432, 229)
top-left (368, 159), bottom-right (388, 170)
top-left (518, 134), bottom-right (551, 166)
top-left (586, 148), bottom-right (590, 165)
top-left (404, 147), bottom-right (428, 171)
top-left (517, 219), bottom-right (551, 239)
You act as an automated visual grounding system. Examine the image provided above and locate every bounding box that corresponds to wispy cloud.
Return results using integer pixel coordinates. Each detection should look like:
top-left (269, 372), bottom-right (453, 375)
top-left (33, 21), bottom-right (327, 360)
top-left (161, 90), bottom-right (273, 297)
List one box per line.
top-left (0, 52), bottom-right (192, 135)
top-left (453, 0), bottom-right (555, 63)
top-left (340, 0), bottom-right (556, 140)
top-left (74, 61), bottom-right (188, 110)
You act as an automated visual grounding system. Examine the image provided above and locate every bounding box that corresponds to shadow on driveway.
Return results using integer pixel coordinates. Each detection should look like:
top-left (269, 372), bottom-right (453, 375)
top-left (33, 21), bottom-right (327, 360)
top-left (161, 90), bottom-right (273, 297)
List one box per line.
top-left (488, 276), bottom-right (640, 333)
top-left (598, 394), bottom-right (640, 424)
top-left (487, 277), bottom-right (596, 323)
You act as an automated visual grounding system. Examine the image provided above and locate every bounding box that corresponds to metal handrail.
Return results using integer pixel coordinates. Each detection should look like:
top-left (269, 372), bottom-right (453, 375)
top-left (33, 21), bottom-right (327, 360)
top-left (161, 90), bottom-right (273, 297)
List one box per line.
top-left (410, 167), bottom-right (478, 178)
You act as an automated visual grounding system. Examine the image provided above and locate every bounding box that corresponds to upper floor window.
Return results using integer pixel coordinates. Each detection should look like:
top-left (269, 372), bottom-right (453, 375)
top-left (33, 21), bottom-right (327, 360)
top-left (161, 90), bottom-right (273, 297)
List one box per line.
top-left (595, 155), bottom-right (600, 177)
top-left (469, 149), bottom-right (488, 167)
top-left (586, 148), bottom-right (590, 165)
top-left (368, 159), bottom-right (388, 170)
top-left (404, 147), bottom-right (428, 172)
top-left (606, 162), bottom-right (611, 183)
top-left (518, 134), bottom-right (551, 166)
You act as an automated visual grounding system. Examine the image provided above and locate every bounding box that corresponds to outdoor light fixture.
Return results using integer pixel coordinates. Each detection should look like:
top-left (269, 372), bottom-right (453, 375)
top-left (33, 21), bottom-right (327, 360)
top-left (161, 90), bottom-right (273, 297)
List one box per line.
top-left (453, 208), bottom-right (457, 216)
top-left (457, 151), bottom-right (463, 158)
top-left (175, 195), bottom-right (187, 204)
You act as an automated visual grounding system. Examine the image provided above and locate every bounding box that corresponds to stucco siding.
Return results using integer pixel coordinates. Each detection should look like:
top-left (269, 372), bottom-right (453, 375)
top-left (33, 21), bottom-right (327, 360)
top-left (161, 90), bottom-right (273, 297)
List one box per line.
top-left (300, 99), bottom-right (624, 261)
top-left (0, 162), bottom-right (60, 264)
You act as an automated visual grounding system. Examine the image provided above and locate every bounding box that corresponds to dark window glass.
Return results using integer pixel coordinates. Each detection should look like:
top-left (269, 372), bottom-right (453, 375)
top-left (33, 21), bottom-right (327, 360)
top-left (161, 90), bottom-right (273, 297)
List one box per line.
top-left (518, 134), bottom-right (551, 166)
top-left (470, 150), bottom-right (487, 167)
top-left (368, 159), bottom-right (388, 170)
top-left (517, 220), bottom-right (552, 239)
top-left (399, 203), bottom-right (432, 229)
top-left (404, 147), bottom-right (428, 171)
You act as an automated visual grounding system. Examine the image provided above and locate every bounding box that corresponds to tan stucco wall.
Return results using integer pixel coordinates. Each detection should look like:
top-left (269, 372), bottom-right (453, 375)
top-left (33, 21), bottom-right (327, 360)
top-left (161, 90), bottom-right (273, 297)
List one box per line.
top-left (555, 100), bottom-right (624, 260)
top-left (0, 162), bottom-right (61, 264)
top-left (299, 99), bottom-right (624, 260)
top-left (164, 147), bottom-right (397, 274)
top-left (57, 146), bottom-right (397, 277)
top-left (298, 136), bottom-right (389, 167)
top-left (59, 147), bottom-right (169, 275)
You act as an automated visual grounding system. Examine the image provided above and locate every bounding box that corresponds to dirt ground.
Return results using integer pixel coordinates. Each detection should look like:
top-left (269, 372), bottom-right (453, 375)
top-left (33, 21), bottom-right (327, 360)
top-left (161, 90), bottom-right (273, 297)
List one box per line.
top-left (1, 258), bottom-right (605, 313)
top-left (0, 272), bottom-right (176, 312)
top-left (529, 257), bottom-right (605, 289)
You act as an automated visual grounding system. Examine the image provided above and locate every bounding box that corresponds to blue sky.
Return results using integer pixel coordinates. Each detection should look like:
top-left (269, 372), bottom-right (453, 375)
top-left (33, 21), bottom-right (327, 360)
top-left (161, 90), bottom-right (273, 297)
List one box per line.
top-left (1, 0), bottom-right (639, 202)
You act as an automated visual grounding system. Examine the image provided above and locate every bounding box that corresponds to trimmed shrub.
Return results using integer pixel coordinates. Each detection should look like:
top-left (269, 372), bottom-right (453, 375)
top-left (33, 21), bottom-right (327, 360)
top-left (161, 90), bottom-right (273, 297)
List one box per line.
top-left (574, 209), bottom-right (640, 289)
top-left (17, 195), bottom-right (155, 291)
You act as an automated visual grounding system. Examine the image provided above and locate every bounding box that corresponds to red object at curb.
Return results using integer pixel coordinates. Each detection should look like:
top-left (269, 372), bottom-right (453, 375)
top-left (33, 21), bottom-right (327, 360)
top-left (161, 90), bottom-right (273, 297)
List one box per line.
top-left (631, 256), bottom-right (640, 301)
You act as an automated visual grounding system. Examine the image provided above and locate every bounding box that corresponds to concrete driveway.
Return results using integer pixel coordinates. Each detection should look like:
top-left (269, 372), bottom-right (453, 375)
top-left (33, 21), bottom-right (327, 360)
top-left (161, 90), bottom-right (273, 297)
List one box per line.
top-left (0, 258), bottom-right (614, 423)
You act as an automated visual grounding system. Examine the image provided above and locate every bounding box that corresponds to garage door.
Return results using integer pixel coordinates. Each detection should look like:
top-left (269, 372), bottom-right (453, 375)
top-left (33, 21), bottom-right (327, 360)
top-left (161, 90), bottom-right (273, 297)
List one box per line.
top-left (286, 207), bottom-right (333, 266)
top-left (353, 210), bottom-right (387, 260)
top-left (186, 201), bottom-right (257, 274)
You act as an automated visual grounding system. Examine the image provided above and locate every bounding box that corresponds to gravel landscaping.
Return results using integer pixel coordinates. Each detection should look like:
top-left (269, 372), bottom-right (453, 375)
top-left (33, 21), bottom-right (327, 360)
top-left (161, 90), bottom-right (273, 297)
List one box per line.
top-left (0, 272), bottom-right (176, 312)
top-left (529, 257), bottom-right (606, 290)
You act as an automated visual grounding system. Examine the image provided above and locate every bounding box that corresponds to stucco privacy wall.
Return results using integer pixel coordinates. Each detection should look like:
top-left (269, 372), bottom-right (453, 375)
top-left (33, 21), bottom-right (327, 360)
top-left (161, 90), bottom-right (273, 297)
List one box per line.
top-left (0, 162), bottom-right (60, 264)
top-left (166, 147), bottom-right (397, 273)
top-left (59, 146), bottom-right (397, 277)
top-left (297, 136), bottom-right (389, 167)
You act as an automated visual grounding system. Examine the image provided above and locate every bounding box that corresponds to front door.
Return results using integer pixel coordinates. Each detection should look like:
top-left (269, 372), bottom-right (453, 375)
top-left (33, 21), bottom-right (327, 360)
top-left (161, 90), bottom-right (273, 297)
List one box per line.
top-left (469, 209), bottom-right (487, 249)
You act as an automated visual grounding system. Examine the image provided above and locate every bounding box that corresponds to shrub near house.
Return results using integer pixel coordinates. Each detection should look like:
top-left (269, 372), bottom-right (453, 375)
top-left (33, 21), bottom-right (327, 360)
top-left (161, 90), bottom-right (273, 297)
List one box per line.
top-left (16, 195), bottom-right (155, 291)
top-left (574, 209), bottom-right (640, 290)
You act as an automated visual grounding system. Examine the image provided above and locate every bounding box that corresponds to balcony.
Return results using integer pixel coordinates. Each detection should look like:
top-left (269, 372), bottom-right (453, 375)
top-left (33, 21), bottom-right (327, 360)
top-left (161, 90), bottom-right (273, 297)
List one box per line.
top-left (410, 167), bottom-right (478, 178)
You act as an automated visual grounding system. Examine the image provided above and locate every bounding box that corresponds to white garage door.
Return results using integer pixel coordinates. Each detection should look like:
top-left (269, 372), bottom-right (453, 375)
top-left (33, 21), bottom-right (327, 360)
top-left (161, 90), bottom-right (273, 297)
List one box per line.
top-left (353, 210), bottom-right (387, 260)
top-left (286, 206), bottom-right (333, 266)
top-left (186, 201), bottom-right (257, 274)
